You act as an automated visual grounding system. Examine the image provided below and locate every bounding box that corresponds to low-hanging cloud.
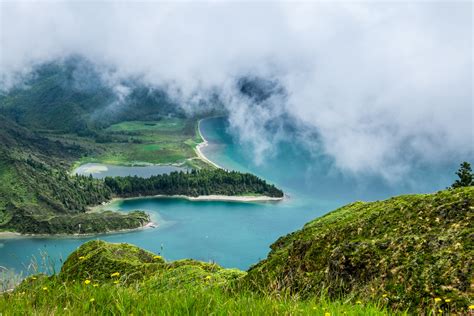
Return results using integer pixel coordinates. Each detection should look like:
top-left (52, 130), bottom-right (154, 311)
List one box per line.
top-left (0, 1), bottom-right (472, 180)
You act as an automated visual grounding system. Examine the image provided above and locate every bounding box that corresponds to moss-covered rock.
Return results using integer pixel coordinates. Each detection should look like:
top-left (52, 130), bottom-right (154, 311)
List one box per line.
top-left (244, 187), bottom-right (474, 313)
top-left (58, 240), bottom-right (246, 289)
top-left (145, 260), bottom-right (245, 291)
top-left (60, 240), bottom-right (164, 283)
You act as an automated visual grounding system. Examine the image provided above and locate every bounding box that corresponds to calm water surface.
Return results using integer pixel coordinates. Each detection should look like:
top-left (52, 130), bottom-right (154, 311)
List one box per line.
top-left (73, 163), bottom-right (187, 178)
top-left (0, 117), bottom-right (459, 275)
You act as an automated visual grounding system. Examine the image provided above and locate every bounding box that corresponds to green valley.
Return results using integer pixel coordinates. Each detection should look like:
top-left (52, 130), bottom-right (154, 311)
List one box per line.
top-left (0, 59), bottom-right (280, 235)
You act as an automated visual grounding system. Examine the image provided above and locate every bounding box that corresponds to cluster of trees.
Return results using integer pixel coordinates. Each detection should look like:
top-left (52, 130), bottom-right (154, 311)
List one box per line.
top-left (451, 161), bottom-right (474, 188)
top-left (22, 159), bottom-right (111, 213)
top-left (104, 169), bottom-right (284, 198)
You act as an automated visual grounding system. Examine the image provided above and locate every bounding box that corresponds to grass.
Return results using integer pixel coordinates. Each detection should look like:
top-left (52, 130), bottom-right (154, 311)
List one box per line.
top-left (245, 187), bottom-right (474, 314)
top-left (0, 280), bottom-right (396, 315)
top-left (50, 117), bottom-right (210, 168)
top-left (0, 240), bottom-right (398, 315)
top-left (99, 118), bottom-right (202, 165)
top-left (105, 118), bottom-right (185, 133)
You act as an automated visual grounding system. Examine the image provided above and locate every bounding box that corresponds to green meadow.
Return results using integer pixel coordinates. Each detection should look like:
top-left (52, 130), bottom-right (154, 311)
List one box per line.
top-left (48, 117), bottom-right (207, 168)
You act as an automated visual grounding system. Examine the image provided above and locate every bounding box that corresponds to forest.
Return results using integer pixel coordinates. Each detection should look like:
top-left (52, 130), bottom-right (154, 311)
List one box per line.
top-left (104, 169), bottom-right (284, 198)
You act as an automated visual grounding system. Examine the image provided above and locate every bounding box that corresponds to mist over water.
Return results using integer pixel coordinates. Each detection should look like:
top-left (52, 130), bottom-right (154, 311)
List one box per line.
top-left (0, 117), bottom-right (457, 275)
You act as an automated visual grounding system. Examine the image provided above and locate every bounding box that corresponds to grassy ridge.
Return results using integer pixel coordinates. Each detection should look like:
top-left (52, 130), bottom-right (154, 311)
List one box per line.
top-left (244, 187), bottom-right (474, 313)
top-left (0, 240), bottom-right (396, 315)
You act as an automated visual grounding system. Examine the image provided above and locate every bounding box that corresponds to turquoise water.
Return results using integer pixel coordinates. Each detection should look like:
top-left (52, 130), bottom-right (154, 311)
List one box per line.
top-left (73, 163), bottom-right (187, 179)
top-left (0, 117), bottom-right (459, 275)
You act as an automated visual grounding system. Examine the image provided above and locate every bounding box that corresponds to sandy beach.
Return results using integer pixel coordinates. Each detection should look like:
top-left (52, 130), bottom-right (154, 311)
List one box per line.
top-left (97, 194), bottom-right (284, 210)
top-left (194, 119), bottom-right (225, 169)
top-left (0, 231), bottom-right (22, 238)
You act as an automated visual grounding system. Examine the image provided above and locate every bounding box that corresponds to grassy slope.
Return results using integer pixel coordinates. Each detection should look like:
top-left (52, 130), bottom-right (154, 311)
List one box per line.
top-left (0, 240), bottom-right (395, 315)
top-left (245, 187), bottom-right (474, 313)
top-left (68, 117), bottom-right (205, 166)
top-left (0, 115), bottom-right (149, 234)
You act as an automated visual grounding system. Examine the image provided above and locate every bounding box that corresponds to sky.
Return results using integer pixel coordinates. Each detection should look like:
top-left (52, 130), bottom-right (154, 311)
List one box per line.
top-left (0, 1), bottom-right (472, 181)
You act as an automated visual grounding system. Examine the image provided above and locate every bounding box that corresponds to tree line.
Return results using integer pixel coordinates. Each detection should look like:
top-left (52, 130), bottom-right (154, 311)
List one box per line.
top-left (104, 169), bottom-right (284, 198)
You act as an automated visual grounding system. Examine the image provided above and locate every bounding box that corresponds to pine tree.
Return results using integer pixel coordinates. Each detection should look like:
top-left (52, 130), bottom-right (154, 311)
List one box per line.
top-left (451, 161), bottom-right (474, 188)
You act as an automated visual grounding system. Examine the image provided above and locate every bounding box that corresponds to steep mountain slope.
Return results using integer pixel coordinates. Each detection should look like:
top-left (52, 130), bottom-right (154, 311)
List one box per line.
top-left (245, 187), bottom-right (474, 312)
top-left (0, 115), bottom-right (149, 234)
top-left (0, 57), bottom-right (183, 133)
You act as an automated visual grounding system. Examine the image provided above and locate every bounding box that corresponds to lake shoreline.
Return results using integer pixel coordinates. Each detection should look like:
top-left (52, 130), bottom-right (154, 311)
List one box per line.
top-left (194, 118), bottom-right (225, 169)
top-left (97, 194), bottom-right (284, 210)
top-left (0, 221), bottom-right (157, 239)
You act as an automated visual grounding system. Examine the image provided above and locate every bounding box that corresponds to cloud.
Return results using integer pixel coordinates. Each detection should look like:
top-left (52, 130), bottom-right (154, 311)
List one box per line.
top-left (0, 1), bottom-right (472, 180)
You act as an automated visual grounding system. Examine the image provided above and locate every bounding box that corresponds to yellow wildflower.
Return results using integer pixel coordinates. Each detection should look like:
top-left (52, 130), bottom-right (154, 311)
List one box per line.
top-left (382, 294), bottom-right (388, 298)
top-left (93, 283), bottom-right (99, 287)
top-left (84, 279), bottom-right (91, 285)
top-left (445, 299), bottom-right (451, 303)
top-left (153, 255), bottom-right (162, 260)
top-left (312, 307), bottom-right (317, 310)
top-left (90, 298), bottom-right (95, 303)
top-left (469, 305), bottom-right (474, 310)
top-left (438, 310), bottom-right (442, 313)
top-left (111, 272), bottom-right (120, 277)
top-left (79, 256), bottom-right (85, 260)
top-left (114, 280), bottom-right (120, 284)
top-left (42, 287), bottom-right (48, 291)
top-left (325, 313), bottom-right (330, 316)
top-left (356, 300), bottom-right (362, 304)
top-left (205, 275), bottom-right (212, 280)
top-left (31, 276), bottom-right (37, 280)
top-left (434, 297), bottom-right (441, 303)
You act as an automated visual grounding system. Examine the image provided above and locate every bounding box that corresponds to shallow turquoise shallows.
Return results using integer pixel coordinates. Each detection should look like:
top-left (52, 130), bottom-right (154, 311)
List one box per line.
top-left (0, 117), bottom-right (461, 275)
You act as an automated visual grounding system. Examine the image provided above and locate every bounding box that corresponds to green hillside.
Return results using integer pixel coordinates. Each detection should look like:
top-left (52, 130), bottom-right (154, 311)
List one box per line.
top-left (245, 187), bottom-right (474, 313)
top-left (1, 188), bottom-right (472, 314)
top-left (0, 57), bottom-right (181, 133)
top-left (0, 240), bottom-right (394, 315)
top-left (0, 115), bottom-right (149, 234)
